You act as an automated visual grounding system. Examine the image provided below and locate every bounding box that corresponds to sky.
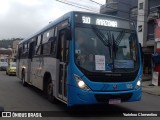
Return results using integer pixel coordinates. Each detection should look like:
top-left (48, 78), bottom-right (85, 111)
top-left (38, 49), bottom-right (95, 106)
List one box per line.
top-left (0, 0), bottom-right (106, 40)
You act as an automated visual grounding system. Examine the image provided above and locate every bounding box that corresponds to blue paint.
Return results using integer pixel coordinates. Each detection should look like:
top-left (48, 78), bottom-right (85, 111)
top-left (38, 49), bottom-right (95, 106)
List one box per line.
top-left (64, 12), bottom-right (142, 106)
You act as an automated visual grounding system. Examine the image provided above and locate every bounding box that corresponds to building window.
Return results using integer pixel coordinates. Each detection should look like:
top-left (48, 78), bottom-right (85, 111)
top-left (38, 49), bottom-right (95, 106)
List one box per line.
top-left (138, 25), bottom-right (142, 32)
top-left (130, 7), bottom-right (138, 17)
top-left (139, 3), bottom-right (143, 10)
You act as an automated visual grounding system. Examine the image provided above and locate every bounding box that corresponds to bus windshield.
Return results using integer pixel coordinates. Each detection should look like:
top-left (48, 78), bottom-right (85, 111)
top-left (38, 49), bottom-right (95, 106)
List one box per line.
top-left (10, 62), bottom-right (16, 67)
top-left (75, 26), bottom-right (139, 73)
top-left (10, 63), bottom-right (16, 67)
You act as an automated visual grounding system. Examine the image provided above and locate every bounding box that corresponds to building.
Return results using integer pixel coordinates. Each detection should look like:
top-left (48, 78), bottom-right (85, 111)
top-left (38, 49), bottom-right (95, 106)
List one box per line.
top-left (137, 0), bottom-right (160, 75)
top-left (0, 40), bottom-right (13, 48)
top-left (100, 0), bottom-right (160, 75)
top-left (100, 0), bottom-right (138, 24)
top-left (0, 38), bottom-right (22, 59)
top-left (12, 39), bottom-right (21, 58)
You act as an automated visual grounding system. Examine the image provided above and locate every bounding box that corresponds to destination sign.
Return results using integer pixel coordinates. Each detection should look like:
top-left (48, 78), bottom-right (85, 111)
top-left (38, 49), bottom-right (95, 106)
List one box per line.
top-left (74, 13), bottom-right (135, 30)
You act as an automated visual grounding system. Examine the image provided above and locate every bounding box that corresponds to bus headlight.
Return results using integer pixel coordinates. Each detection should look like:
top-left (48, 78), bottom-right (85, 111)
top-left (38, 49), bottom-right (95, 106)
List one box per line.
top-left (135, 77), bottom-right (142, 89)
top-left (74, 74), bottom-right (90, 91)
top-left (137, 80), bottom-right (141, 86)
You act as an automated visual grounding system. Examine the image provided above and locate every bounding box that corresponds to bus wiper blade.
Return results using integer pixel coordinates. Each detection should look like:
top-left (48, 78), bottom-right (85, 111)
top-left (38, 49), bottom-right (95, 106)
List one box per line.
top-left (112, 30), bottom-right (125, 58)
top-left (91, 25), bottom-right (112, 58)
top-left (91, 26), bottom-right (108, 46)
top-left (115, 30), bottom-right (125, 46)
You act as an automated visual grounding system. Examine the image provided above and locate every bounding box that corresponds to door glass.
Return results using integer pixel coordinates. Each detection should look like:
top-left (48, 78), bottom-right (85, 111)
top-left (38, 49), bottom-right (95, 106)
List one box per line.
top-left (58, 33), bottom-right (65, 95)
top-left (58, 30), bottom-right (69, 99)
top-left (59, 64), bottom-right (63, 94)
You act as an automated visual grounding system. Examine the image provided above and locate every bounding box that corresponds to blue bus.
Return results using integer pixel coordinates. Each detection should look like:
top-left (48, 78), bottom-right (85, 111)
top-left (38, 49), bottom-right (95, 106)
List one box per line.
top-left (17, 11), bottom-right (142, 106)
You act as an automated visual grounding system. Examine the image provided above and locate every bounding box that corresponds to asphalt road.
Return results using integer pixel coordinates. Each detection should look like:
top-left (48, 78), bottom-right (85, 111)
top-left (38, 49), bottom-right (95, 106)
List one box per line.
top-left (0, 71), bottom-right (160, 120)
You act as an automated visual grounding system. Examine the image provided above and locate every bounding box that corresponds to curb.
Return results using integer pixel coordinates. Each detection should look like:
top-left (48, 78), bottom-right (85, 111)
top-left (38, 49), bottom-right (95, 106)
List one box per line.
top-left (142, 85), bottom-right (160, 96)
top-left (142, 90), bottom-right (160, 96)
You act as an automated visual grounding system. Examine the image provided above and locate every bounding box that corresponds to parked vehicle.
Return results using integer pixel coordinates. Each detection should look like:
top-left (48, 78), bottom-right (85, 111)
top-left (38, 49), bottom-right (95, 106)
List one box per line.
top-left (0, 58), bottom-right (8, 71)
top-left (6, 62), bottom-right (16, 75)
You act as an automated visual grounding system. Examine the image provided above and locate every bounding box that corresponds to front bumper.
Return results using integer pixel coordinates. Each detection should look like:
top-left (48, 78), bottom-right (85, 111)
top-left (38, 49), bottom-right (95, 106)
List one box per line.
top-left (8, 70), bottom-right (16, 75)
top-left (8, 72), bottom-right (16, 75)
top-left (67, 85), bottom-right (142, 106)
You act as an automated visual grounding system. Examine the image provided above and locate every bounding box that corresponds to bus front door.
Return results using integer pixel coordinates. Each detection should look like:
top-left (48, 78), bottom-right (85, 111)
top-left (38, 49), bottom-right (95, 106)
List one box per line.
top-left (57, 30), bottom-right (69, 102)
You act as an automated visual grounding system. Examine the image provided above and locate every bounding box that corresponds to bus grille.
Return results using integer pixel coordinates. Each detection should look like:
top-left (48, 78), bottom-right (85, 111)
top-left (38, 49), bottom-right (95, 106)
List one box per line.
top-left (95, 93), bottom-right (133, 103)
top-left (86, 75), bottom-right (136, 82)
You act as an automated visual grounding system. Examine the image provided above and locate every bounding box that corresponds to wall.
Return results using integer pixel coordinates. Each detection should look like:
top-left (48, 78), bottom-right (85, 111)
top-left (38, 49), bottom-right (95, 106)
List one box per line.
top-left (100, 0), bottom-right (138, 24)
top-left (137, 0), bottom-right (148, 47)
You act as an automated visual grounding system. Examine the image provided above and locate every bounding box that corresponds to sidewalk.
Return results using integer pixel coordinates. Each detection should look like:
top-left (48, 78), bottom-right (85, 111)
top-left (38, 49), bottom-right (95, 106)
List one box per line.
top-left (142, 74), bottom-right (152, 81)
top-left (142, 80), bottom-right (160, 96)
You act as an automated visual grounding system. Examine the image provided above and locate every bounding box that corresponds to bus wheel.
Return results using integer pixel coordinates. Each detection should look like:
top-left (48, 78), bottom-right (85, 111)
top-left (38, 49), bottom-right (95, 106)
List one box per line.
top-left (22, 71), bottom-right (27, 86)
top-left (46, 79), bottom-right (56, 103)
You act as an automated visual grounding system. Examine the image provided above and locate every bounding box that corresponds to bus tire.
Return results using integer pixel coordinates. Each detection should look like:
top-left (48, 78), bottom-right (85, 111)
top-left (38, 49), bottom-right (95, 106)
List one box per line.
top-left (22, 70), bottom-right (27, 86)
top-left (46, 78), bottom-right (56, 103)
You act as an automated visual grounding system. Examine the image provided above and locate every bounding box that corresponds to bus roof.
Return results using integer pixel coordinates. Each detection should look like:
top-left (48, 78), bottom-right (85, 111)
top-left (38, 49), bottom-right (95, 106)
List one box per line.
top-left (19, 11), bottom-right (134, 45)
top-left (19, 11), bottom-right (73, 45)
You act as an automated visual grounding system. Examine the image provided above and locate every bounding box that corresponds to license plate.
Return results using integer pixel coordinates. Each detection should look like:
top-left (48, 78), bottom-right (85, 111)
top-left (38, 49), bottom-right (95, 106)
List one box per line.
top-left (109, 99), bottom-right (121, 104)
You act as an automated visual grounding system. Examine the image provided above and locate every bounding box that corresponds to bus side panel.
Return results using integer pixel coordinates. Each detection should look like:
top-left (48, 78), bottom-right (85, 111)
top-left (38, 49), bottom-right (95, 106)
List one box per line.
top-left (42, 58), bottom-right (59, 97)
top-left (31, 57), bottom-right (58, 91)
top-left (31, 57), bottom-right (43, 90)
top-left (17, 58), bottom-right (30, 82)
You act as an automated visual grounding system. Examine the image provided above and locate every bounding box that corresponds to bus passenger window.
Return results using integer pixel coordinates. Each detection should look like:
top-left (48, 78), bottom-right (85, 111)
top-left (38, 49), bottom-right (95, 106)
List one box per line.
top-left (55, 27), bottom-right (57, 37)
top-left (35, 35), bottom-right (42, 54)
top-left (60, 35), bottom-right (65, 62)
top-left (51, 38), bottom-right (57, 55)
top-left (21, 43), bottom-right (29, 58)
top-left (18, 47), bottom-right (22, 59)
top-left (28, 41), bottom-right (35, 59)
top-left (42, 28), bottom-right (54, 44)
top-left (36, 45), bottom-right (42, 55)
top-left (42, 42), bottom-right (51, 55)
top-left (37, 35), bottom-right (42, 46)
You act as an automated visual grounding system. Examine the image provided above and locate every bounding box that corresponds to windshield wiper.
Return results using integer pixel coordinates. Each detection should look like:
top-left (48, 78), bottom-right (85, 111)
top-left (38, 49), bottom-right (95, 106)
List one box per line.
top-left (112, 30), bottom-right (125, 58)
top-left (91, 26), bottom-right (108, 46)
top-left (91, 25), bottom-right (116, 72)
top-left (91, 25), bottom-right (112, 58)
